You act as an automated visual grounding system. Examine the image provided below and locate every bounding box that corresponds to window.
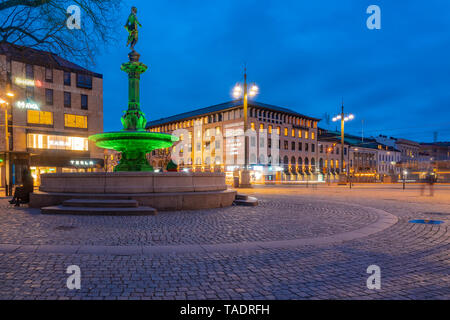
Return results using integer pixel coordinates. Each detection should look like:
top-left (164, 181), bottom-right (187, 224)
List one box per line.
top-left (291, 129), bottom-right (295, 137)
top-left (26, 86), bottom-right (34, 99)
top-left (291, 141), bottom-right (295, 150)
top-left (27, 133), bottom-right (88, 151)
top-left (268, 125), bottom-right (272, 134)
top-left (311, 132), bottom-right (315, 140)
top-left (64, 92), bottom-right (71, 108)
top-left (81, 94), bottom-right (88, 110)
top-left (77, 74), bottom-right (92, 89)
top-left (311, 144), bottom-right (315, 153)
top-left (284, 141), bottom-right (288, 150)
top-left (64, 71), bottom-right (71, 86)
top-left (305, 131), bottom-right (309, 139)
top-left (284, 128), bottom-right (288, 136)
top-left (45, 89), bottom-right (53, 105)
top-left (45, 68), bottom-right (53, 82)
top-left (305, 143), bottom-right (309, 152)
top-left (64, 114), bottom-right (88, 129)
top-left (276, 127), bottom-right (280, 135)
top-left (25, 64), bottom-right (34, 79)
top-left (27, 110), bottom-right (53, 125)
top-left (320, 145), bottom-right (323, 153)
top-left (298, 142), bottom-right (302, 151)
top-left (260, 123), bottom-right (264, 132)
top-left (298, 130), bottom-right (302, 138)
top-left (250, 122), bottom-right (255, 131)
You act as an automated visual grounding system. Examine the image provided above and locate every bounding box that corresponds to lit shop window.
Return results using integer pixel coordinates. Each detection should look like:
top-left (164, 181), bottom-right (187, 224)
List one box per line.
top-left (65, 114), bottom-right (88, 129)
top-left (27, 110), bottom-right (53, 125)
top-left (27, 133), bottom-right (89, 151)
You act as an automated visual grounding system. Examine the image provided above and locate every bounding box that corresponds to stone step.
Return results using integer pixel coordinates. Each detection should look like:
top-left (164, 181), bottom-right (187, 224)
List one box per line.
top-left (63, 199), bottom-right (138, 208)
top-left (233, 196), bottom-right (258, 207)
top-left (41, 206), bottom-right (157, 216)
top-left (235, 193), bottom-right (249, 201)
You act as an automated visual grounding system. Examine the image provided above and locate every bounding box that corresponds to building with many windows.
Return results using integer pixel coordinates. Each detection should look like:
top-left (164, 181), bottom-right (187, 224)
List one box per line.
top-left (0, 43), bottom-right (104, 187)
top-left (375, 135), bottom-right (420, 169)
top-left (318, 129), bottom-right (401, 182)
top-left (146, 100), bottom-right (320, 183)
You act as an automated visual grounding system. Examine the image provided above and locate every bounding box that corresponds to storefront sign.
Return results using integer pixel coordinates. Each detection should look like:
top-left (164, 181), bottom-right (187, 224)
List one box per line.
top-left (14, 77), bottom-right (42, 87)
top-left (16, 100), bottom-right (40, 110)
top-left (70, 159), bottom-right (100, 168)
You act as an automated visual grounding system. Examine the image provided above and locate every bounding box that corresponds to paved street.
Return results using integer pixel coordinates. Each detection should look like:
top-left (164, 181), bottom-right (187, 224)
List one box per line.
top-left (0, 184), bottom-right (449, 300)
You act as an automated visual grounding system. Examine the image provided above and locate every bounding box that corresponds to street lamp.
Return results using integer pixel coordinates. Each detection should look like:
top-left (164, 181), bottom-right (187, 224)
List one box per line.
top-left (1, 89), bottom-right (14, 196)
top-left (332, 102), bottom-right (354, 184)
top-left (231, 68), bottom-right (259, 187)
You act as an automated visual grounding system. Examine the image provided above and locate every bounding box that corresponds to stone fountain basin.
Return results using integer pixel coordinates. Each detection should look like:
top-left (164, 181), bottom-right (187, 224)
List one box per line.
top-left (29, 172), bottom-right (236, 211)
top-left (89, 131), bottom-right (178, 152)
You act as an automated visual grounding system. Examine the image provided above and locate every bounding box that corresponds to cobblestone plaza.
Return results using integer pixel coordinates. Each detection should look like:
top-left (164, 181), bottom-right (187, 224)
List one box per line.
top-left (0, 184), bottom-right (449, 300)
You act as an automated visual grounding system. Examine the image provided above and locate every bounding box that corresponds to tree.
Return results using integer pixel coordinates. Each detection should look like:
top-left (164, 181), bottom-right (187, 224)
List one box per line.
top-left (0, 0), bottom-right (123, 67)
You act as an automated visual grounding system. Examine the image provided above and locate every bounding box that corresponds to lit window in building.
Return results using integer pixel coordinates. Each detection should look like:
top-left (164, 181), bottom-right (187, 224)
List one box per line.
top-left (305, 131), bottom-right (309, 139)
top-left (251, 122), bottom-right (255, 131)
top-left (276, 127), bottom-right (280, 135)
top-left (65, 114), bottom-right (88, 129)
top-left (27, 133), bottom-right (88, 151)
top-left (298, 130), bottom-right (302, 138)
top-left (291, 129), bottom-right (295, 137)
top-left (27, 110), bottom-right (53, 125)
top-left (268, 125), bottom-right (272, 134)
top-left (215, 127), bottom-right (221, 135)
top-left (284, 128), bottom-right (288, 136)
top-left (260, 124), bottom-right (264, 132)
top-left (311, 132), bottom-right (315, 140)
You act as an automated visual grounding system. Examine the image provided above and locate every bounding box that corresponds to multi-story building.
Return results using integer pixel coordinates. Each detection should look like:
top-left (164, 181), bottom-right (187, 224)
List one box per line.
top-left (420, 142), bottom-right (450, 161)
top-left (146, 100), bottom-right (320, 183)
top-left (0, 43), bottom-right (104, 188)
top-left (319, 129), bottom-right (401, 182)
top-left (375, 135), bottom-right (420, 169)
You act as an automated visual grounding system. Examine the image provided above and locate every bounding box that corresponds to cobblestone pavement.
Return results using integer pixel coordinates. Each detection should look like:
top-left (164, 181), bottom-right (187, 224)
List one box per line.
top-left (0, 185), bottom-right (449, 300)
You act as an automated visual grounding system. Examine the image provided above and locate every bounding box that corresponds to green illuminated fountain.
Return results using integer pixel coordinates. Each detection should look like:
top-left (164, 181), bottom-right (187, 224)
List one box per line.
top-left (89, 7), bottom-right (177, 172)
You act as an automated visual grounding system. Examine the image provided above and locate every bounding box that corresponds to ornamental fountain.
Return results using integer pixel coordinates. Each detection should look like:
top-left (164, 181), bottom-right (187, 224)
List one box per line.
top-left (29, 7), bottom-right (236, 214)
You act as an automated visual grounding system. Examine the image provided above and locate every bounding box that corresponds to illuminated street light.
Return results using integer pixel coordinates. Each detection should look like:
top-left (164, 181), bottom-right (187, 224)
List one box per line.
top-left (231, 68), bottom-right (260, 187)
top-left (332, 101), bottom-right (354, 184)
top-left (6, 92), bottom-right (14, 97)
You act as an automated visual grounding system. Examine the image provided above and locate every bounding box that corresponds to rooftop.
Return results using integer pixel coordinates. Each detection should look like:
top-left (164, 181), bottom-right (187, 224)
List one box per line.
top-left (0, 42), bottom-right (102, 78)
top-left (146, 100), bottom-right (320, 128)
top-left (319, 129), bottom-right (399, 151)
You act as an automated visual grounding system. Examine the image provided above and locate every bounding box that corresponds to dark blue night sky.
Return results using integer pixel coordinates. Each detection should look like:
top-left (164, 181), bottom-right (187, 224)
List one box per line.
top-left (94, 0), bottom-right (450, 142)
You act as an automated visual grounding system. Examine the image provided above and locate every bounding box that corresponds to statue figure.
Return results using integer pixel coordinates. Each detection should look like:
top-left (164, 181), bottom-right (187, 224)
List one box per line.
top-left (125, 6), bottom-right (142, 52)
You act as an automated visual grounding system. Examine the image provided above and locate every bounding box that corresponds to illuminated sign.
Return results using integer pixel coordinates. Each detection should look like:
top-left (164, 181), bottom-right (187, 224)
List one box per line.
top-left (16, 100), bottom-right (40, 110)
top-left (14, 77), bottom-right (42, 87)
top-left (70, 160), bottom-right (95, 167)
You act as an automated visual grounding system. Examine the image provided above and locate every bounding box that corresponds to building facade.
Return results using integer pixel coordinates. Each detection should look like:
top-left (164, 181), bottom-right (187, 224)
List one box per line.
top-left (0, 43), bottom-right (104, 188)
top-left (375, 135), bottom-right (420, 169)
top-left (146, 100), bottom-right (320, 183)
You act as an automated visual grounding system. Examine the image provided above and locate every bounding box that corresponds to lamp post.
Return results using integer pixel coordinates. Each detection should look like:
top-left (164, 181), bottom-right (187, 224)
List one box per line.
top-left (0, 89), bottom-right (13, 196)
top-left (232, 68), bottom-right (259, 188)
top-left (332, 102), bottom-right (354, 185)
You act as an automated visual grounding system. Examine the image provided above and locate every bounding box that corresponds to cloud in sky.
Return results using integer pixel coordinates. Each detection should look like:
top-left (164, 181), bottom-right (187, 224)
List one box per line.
top-left (96, 0), bottom-right (450, 142)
